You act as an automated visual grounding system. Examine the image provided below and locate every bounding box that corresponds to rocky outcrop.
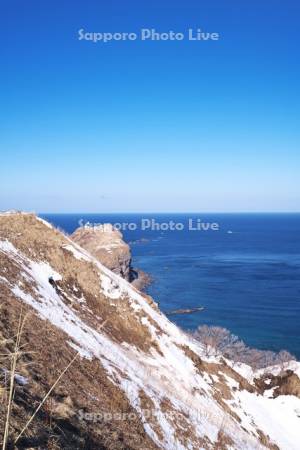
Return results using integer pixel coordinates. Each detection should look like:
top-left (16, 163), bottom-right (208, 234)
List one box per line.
top-left (71, 224), bottom-right (134, 282)
top-left (71, 224), bottom-right (151, 289)
top-left (255, 370), bottom-right (300, 398)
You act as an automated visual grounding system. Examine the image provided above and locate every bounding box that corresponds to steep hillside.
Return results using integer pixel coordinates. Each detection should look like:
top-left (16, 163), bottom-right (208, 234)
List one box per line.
top-left (0, 213), bottom-right (299, 449)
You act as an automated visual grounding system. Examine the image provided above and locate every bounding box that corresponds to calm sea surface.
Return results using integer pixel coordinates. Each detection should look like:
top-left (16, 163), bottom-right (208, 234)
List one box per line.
top-left (41, 213), bottom-right (300, 359)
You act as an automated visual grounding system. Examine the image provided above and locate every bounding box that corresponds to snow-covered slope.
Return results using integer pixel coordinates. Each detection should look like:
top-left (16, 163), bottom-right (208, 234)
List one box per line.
top-left (0, 213), bottom-right (299, 450)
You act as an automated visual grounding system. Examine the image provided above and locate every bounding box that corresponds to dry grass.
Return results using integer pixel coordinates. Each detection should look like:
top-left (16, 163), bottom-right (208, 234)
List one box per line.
top-left (14, 351), bottom-right (79, 445)
top-left (1, 307), bottom-right (29, 450)
top-left (14, 319), bottom-right (107, 446)
top-left (0, 292), bottom-right (159, 450)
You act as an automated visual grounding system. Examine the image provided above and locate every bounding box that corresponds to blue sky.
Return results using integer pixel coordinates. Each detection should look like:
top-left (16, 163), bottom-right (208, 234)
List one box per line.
top-left (0, 0), bottom-right (299, 212)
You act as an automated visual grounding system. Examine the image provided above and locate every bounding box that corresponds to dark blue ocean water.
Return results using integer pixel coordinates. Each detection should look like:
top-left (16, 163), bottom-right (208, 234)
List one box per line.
top-left (41, 214), bottom-right (300, 359)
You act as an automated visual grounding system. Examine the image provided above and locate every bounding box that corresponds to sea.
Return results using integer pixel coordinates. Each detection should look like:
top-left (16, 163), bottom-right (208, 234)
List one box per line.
top-left (41, 213), bottom-right (300, 359)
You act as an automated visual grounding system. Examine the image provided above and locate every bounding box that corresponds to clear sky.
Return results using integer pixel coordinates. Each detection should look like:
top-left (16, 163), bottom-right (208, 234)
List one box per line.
top-left (0, 0), bottom-right (299, 213)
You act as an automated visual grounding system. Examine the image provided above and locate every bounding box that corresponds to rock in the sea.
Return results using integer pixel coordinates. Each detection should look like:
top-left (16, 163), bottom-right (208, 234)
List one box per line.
top-left (71, 224), bottom-right (133, 281)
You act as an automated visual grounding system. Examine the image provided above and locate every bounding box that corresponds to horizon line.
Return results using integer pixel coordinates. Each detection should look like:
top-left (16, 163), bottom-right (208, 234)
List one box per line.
top-left (38, 211), bottom-right (300, 215)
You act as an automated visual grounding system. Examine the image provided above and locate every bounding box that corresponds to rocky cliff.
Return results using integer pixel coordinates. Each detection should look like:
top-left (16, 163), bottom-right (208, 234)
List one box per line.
top-left (71, 224), bottom-right (134, 281)
top-left (0, 212), bottom-right (300, 450)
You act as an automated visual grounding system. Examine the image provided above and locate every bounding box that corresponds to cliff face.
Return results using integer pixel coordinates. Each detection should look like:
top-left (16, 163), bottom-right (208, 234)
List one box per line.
top-left (0, 213), bottom-right (300, 450)
top-left (71, 224), bottom-right (134, 281)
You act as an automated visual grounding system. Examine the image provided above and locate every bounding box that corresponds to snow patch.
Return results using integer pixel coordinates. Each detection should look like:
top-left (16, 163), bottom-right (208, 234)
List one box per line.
top-left (36, 216), bottom-right (54, 229)
top-left (62, 244), bottom-right (92, 262)
top-left (228, 391), bottom-right (300, 450)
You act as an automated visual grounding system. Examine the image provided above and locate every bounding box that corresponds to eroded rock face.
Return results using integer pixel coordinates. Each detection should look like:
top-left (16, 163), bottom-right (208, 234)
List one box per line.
top-left (71, 224), bottom-right (133, 281)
